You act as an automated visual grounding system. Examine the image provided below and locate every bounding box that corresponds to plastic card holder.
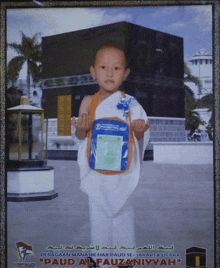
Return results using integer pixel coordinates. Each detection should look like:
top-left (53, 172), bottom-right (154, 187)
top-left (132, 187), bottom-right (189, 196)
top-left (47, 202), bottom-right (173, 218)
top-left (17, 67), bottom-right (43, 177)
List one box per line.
top-left (89, 119), bottom-right (129, 171)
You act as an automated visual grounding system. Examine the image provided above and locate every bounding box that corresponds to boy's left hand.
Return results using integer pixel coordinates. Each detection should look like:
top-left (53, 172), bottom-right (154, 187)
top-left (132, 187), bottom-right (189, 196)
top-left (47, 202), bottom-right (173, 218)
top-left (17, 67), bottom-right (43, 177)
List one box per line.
top-left (131, 119), bottom-right (150, 140)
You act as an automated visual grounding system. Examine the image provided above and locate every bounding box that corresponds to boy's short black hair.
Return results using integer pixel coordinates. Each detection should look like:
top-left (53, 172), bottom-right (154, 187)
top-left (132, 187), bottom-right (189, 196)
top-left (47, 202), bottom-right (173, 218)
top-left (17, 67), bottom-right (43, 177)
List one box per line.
top-left (92, 43), bottom-right (130, 68)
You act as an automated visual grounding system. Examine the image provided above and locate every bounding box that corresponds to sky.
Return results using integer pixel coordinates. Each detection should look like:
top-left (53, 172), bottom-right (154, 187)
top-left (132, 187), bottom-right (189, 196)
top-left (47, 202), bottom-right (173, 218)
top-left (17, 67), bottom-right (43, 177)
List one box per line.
top-left (6, 4), bottom-right (213, 79)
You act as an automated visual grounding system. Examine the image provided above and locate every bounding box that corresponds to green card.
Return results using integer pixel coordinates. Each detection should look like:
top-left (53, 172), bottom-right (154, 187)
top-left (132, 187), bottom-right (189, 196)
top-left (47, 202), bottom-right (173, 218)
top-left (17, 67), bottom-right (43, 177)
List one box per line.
top-left (95, 134), bottom-right (123, 170)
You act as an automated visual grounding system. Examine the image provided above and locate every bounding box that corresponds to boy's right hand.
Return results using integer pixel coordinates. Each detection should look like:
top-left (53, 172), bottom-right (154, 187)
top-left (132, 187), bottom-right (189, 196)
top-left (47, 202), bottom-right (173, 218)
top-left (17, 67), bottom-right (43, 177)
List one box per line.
top-left (72, 113), bottom-right (94, 132)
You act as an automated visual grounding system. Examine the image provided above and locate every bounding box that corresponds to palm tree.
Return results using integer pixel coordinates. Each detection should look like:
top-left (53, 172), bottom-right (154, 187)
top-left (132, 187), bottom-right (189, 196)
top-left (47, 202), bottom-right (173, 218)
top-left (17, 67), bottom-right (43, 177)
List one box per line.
top-left (184, 85), bottom-right (203, 135)
top-left (184, 62), bottom-right (213, 140)
top-left (184, 62), bottom-right (203, 135)
top-left (184, 62), bottom-right (202, 96)
top-left (7, 31), bottom-right (42, 97)
top-left (196, 93), bottom-right (214, 140)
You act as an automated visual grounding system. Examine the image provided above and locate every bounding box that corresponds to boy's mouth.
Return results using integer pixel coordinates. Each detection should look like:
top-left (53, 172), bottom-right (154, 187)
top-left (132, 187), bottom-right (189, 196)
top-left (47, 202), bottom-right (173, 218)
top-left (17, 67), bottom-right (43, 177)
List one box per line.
top-left (105, 79), bottom-right (114, 84)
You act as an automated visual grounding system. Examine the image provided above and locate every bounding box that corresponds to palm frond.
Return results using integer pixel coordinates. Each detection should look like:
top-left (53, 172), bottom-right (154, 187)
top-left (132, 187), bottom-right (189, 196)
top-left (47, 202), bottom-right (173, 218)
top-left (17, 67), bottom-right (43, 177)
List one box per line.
top-left (31, 32), bottom-right (42, 43)
top-left (197, 93), bottom-right (213, 110)
top-left (7, 42), bottom-right (23, 55)
top-left (7, 56), bottom-right (26, 82)
top-left (7, 31), bottom-right (42, 89)
top-left (184, 62), bottom-right (192, 76)
top-left (18, 31), bottom-right (42, 60)
top-left (184, 62), bottom-right (202, 95)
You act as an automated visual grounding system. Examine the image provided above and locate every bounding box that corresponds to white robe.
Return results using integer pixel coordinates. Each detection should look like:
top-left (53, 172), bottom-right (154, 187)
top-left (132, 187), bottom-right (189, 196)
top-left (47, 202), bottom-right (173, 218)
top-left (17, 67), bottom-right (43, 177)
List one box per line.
top-left (77, 91), bottom-right (150, 218)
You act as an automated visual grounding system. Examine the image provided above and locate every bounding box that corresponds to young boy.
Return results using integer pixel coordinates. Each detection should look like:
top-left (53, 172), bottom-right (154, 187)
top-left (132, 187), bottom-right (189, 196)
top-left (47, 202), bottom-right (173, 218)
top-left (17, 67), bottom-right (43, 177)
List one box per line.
top-left (72, 44), bottom-right (150, 264)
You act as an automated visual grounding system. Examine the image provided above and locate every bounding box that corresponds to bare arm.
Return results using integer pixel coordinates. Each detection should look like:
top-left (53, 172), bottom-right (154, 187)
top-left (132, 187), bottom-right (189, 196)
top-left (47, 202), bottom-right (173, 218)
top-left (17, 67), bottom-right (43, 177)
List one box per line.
top-left (72, 96), bottom-right (94, 140)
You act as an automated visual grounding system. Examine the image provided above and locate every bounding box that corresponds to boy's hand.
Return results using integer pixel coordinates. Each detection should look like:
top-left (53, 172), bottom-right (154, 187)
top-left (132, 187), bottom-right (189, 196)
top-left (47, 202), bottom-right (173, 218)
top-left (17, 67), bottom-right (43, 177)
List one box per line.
top-left (72, 113), bottom-right (94, 139)
top-left (72, 113), bottom-right (94, 132)
top-left (131, 119), bottom-right (150, 140)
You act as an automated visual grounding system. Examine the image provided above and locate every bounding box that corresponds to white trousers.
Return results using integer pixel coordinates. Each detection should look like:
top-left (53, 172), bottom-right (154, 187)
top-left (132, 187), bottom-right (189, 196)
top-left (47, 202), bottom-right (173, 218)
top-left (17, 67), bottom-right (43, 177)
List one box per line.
top-left (89, 197), bottom-right (135, 248)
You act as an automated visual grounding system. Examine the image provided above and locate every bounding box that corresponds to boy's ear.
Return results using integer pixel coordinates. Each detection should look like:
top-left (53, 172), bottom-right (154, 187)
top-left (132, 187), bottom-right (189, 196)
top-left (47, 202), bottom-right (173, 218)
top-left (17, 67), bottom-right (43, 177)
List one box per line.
top-left (123, 68), bottom-right (130, 81)
top-left (90, 66), bottom-right (96, 79)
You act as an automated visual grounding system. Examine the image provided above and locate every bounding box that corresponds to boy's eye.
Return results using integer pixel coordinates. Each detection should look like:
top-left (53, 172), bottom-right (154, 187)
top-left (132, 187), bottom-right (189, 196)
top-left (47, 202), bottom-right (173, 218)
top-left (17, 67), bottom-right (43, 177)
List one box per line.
top-left (100, 66), bottom-right (105, 69)
top-left (115, 67), bottom-right (120, 70)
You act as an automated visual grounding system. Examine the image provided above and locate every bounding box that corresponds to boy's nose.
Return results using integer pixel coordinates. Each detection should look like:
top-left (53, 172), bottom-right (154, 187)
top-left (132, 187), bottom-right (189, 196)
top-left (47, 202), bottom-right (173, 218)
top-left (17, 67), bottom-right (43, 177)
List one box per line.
top-left (107, 68), bottom-right (113, 77)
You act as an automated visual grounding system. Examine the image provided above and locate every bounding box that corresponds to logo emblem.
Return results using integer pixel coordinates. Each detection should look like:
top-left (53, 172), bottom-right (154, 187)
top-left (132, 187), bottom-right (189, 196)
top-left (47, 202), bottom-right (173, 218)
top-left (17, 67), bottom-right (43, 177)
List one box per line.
top-left (186, 247), bottom-right (206, 268)
top-left (95, 123), bottom-right (101, 130)
top-left (16, 242), bottom-right (33, 262)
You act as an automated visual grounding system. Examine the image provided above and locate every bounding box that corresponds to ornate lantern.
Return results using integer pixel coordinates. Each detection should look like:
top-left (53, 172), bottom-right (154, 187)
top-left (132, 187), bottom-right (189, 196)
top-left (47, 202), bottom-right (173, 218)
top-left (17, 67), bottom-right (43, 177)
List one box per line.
top-left (7, 96), bottom-right (58, 201)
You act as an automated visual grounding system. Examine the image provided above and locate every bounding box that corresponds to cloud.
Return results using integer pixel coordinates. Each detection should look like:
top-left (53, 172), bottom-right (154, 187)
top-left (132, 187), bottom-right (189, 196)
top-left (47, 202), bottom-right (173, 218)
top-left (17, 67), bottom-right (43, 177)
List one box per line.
top-left (188, 5), bottom-right (212, 32)
top-left (172, 22), bottom-right (185, 27)
top-left (150, 6), bottom-right (178, 19)
top-left (7, 8), bottom-right (103, 41)
top-left (6, 7), bottom-right (136, 47)
top-left (135, 6), bottom-right (188, 33)
top-left (7, 7), bottom-right (133, 42)
top-left (99, 11), bottom-right (133, 26)
top-left (6, 7), bottom-right (132, 78)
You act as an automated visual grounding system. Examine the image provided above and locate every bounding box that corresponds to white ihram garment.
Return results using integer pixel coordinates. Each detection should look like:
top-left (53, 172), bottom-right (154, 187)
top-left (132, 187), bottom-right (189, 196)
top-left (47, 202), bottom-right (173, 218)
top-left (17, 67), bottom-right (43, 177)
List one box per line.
top-left (77, 91), bottom-right (150, 249)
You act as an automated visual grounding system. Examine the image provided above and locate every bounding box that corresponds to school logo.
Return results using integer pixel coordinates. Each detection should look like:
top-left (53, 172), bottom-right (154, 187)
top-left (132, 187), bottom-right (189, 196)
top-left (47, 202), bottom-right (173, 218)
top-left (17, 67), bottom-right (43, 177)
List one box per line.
top-left (186, 247), bottom-right (206, 268)
top-left (95, 123), bottom-right (101, 130)
top-left (15, 241), bottom-right (33, 262)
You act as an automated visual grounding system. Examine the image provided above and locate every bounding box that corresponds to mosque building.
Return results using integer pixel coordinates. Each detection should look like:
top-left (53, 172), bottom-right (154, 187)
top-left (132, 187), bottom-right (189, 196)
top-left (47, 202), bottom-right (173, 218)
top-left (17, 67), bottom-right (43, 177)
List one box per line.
top-left (185, 49), bottom-right (213, 132)
top-left (185, 48), bottom-right (213, 99)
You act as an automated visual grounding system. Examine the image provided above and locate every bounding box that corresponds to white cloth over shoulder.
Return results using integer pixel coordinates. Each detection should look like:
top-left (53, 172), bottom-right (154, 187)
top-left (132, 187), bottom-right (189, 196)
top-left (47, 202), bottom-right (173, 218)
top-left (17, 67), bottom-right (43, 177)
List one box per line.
top-left (77, 91), bottom-right (150, 217)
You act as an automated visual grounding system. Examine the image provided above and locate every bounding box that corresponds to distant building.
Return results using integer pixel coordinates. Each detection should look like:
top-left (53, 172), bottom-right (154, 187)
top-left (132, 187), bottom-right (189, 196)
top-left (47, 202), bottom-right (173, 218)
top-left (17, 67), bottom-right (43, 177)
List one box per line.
top-left (185, 49), bottom-right (213, 136)
top-left (186, 48), bottom-right (213, 99)
top-left (10, 78), bottom-right (43, 108)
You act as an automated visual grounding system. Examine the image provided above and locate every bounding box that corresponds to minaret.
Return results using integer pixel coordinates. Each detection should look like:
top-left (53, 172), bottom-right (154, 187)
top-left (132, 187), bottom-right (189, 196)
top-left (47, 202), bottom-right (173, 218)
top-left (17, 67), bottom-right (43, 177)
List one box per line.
top-left (187, 48), bottom-right (213, 99)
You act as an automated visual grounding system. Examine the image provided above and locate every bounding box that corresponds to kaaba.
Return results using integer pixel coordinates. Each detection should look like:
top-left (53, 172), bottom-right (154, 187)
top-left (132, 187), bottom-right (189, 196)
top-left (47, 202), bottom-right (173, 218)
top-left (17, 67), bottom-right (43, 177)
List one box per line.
top-left (41, 21), bottom-right (184, 119)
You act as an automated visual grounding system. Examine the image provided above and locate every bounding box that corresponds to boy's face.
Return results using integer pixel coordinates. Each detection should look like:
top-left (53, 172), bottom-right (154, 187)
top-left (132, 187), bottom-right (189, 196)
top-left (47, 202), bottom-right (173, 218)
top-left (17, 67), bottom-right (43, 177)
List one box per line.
top-left (90, 47), bottom-right (130, 94)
